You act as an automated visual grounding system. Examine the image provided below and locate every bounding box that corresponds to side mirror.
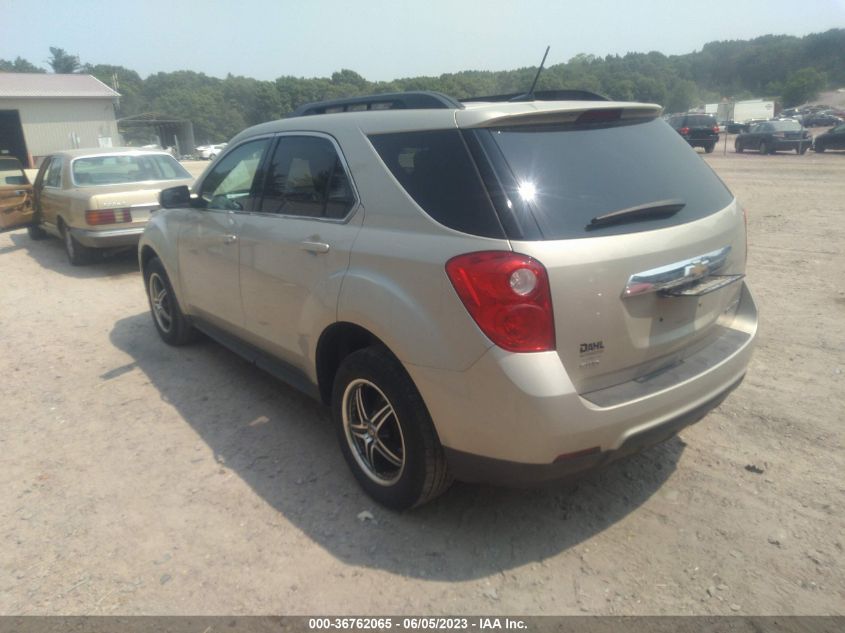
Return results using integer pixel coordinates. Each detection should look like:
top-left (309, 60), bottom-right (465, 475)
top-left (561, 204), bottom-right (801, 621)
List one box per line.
top-left (160, 185), bottom-right (191, 209)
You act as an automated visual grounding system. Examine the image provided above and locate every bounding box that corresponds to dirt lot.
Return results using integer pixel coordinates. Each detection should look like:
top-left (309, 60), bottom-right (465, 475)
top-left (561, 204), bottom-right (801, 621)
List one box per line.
top-left (1, 148), bottom-right (843, 616)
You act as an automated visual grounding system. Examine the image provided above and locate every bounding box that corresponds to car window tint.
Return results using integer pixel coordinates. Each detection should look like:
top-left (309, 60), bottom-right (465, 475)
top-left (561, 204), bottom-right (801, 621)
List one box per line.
top-left (259, 136), bottom-right (355, 219)
top-left (479, 117), bottom-right (733, 240)
top-left (45, 156), bottom-right (63, 188)
top-left (770, 120), bottom-right (801, 132)
top-left (368, 130), bottom-right (504, 238)
top-left (686, 115), bottom-right (716, 127)
top-left (201, 139), bottom-right (270, 212)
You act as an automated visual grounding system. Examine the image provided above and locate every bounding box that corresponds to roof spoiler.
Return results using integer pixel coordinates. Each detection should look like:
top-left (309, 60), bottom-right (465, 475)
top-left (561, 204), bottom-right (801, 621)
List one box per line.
top-left (462, 89), bottom-right (609, 103)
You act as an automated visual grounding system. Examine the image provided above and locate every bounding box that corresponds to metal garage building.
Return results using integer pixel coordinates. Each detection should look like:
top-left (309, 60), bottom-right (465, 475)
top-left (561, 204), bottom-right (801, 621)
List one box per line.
top-left (0, 73), bottom-right (120, 167)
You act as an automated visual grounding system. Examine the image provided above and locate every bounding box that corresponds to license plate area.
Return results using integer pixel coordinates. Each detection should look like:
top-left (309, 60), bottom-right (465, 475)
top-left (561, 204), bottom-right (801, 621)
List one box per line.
top-left (662, 274), bottom-right (745, 297)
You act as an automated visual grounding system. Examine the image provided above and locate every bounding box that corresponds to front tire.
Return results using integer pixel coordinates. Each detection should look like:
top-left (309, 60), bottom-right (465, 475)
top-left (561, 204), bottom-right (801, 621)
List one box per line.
top-left (27, 224), bottom-right (47, 240)
top-left (143, 257), bottom-right (198, 345)
top-left (735, 141), bottom-right (744, 153)
top-left (814, 144), bottom-right (825, 153)
top-left (332, 346), bottom-right (452, 510)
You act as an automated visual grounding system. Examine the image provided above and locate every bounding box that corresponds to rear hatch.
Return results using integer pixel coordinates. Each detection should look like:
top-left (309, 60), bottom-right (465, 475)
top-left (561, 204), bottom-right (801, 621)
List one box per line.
top-left (459, 106), bottom-right (745, 393)
top-left (685, 114), bottom-right (719, 139)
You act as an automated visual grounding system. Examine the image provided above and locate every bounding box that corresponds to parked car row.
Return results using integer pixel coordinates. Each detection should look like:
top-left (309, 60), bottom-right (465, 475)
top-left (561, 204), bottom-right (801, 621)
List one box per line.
top-left (666, 111), bottom-right (845, 155)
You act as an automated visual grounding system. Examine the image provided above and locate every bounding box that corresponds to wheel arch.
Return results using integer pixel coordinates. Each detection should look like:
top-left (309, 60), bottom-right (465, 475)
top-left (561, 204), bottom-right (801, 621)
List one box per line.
top-left (139, 244), bottom-right (159, 274)
top-left (315, 321), bottom-right (389, 405)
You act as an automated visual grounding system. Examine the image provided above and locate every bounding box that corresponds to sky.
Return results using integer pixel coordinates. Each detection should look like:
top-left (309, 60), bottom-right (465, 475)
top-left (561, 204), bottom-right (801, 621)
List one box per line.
top-left (2, 0), bottom-right (844, 81)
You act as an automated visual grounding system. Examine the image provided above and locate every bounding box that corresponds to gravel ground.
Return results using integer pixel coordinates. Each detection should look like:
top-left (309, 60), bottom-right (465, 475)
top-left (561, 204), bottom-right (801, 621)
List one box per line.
top-left (0, 149), bottom-right (843, 616)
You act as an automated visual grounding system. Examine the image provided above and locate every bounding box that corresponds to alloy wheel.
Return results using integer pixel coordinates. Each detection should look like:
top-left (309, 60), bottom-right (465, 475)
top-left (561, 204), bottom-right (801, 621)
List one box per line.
top-left (148, 272), bottom-right (173, 333)
top-left (342, 379), bottom-right (406, 485)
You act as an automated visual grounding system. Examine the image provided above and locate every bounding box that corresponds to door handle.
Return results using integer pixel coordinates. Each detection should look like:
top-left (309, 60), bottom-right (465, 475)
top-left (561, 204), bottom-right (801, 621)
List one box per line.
top-left (299, 240), bottom-right (330, 254)
top-left (14, 190), bottom-right (28, 196)
top-left (223, 234), bottom-right (238, 244)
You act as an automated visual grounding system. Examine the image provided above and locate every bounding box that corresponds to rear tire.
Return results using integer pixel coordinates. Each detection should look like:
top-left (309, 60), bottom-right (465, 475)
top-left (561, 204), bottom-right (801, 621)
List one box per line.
top-left (760, 140), bottom-right (772, 155)
top-left (798, 144), bottom-right (808, 155)
top-left (27, 224), bottom-right (47, 240)
top-left (814, 144), bottom-right (825, 153)
top-left (62, 223), bottom-right (95, 265)
top-left (735, 141), bottom-right (744, 153)
top-left (143, 256), bottom-right (198, 345)
top-left (704, 143), bottom-right (715, 154)
top-left (332, 346), bottom-right (452, 510)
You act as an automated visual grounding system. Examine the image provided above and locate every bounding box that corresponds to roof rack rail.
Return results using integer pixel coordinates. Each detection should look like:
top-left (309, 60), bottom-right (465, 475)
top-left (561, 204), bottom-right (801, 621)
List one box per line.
top-left (462, 89), bottom-right (609, 103)
top-left (289, 91), bottom-right (464, 117)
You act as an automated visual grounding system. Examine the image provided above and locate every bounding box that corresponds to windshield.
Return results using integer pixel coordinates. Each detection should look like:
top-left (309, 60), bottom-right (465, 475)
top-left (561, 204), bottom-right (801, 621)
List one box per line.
top-left (480, 118), bottom-right (733, 239)
top-left (770, 120), bottom-right (802, 132)
top-left (71, 154), bottom-right (191, 186)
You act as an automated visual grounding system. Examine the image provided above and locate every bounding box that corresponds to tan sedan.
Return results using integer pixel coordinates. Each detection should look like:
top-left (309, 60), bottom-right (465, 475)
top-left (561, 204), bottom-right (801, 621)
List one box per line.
top-left (2, 148), bottom-right (193, 265)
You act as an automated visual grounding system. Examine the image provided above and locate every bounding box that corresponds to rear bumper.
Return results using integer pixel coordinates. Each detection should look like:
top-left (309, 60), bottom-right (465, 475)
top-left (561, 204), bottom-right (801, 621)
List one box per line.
top-left (407, 282), bottom-right (757, 484)
top-left (69, 226), bottom-right (145, 248)
top-left (684, 135), bottom-right (719, 147)
top-left (445, 375), bottom-right (742, 485)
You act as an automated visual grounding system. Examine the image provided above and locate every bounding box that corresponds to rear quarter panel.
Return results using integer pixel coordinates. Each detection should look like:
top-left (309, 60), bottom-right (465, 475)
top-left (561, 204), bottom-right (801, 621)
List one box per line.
top-left (333, 127), bottom-right (504, 372)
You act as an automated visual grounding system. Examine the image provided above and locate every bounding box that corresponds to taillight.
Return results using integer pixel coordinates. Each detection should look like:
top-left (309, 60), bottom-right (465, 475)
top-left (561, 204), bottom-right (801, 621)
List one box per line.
top-left (680, 126), bottom-right (690, 135)
top-left (445, 251), bottom-right (555, 353)
top-left (713, 125), bottom-right (720, 133)
top-left (85, 209), bottom-right (132, 225)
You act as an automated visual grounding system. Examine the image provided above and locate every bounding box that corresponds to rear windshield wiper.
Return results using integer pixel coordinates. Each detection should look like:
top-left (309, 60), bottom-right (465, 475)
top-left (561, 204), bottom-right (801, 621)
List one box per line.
top-left (587, 199), bottom-right (686, 230)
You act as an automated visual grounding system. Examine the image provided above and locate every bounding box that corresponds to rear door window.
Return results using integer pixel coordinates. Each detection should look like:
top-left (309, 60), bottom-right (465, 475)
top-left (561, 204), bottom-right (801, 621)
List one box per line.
top-left (476, 117), bottom-right (733, 239)
top-left (368, 130), bottom-right (504, 238)
top-left (258, 135), bottom-right (355, 219)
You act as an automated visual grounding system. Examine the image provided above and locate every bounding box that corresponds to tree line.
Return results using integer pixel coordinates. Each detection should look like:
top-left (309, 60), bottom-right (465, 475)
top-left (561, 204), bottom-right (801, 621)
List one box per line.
top-left (1, 30), bottom-right (842, 144)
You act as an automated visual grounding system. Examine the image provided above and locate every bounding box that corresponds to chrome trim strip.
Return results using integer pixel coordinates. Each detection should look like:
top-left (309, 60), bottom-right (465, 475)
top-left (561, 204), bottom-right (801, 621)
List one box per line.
top-left (623, 246), bottom-right (732, 297)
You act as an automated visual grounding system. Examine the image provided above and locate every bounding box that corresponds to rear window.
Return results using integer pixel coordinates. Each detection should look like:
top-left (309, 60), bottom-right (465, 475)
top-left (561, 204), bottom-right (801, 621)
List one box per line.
top-left (685, 115), bottom-right (717, 127)
top-left (72, 154), bottom-right (191, 186)
top-left (368, 130), bottom-right (504, 238)
top-left (770, 120), bottom-right (802, 132)
top-left (478, 117), bottom-right (733, 239)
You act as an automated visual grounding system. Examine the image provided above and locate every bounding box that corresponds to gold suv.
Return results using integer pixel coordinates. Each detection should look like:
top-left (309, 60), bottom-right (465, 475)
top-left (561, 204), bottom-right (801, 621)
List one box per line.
top-left (139, 91), bottom-right (757, 509)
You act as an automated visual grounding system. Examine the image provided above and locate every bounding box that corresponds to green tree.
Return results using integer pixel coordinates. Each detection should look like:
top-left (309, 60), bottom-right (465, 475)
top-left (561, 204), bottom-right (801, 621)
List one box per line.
top-left (0, 57), bottom-right (45, 73)
top-left (781, 68), bottom-right (826, 107)
top-left (47, 47), bottom-right (80, 73)
top-left (82, 64), bottom-right (144, 116)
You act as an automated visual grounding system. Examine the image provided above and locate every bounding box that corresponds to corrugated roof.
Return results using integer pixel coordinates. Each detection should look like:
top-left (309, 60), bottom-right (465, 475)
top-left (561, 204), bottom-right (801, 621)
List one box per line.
top-left (0, 73), bottom-right (120, 98)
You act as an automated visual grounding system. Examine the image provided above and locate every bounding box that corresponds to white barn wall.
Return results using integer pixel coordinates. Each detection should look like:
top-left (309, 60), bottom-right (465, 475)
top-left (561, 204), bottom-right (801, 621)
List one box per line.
top-left (0, 97), bottom-right (120, 161)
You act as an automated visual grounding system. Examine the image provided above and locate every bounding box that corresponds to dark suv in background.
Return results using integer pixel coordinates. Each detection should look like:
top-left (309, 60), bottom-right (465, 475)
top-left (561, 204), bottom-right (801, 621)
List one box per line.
top-left (667, 114), bottom-right (720, 153)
